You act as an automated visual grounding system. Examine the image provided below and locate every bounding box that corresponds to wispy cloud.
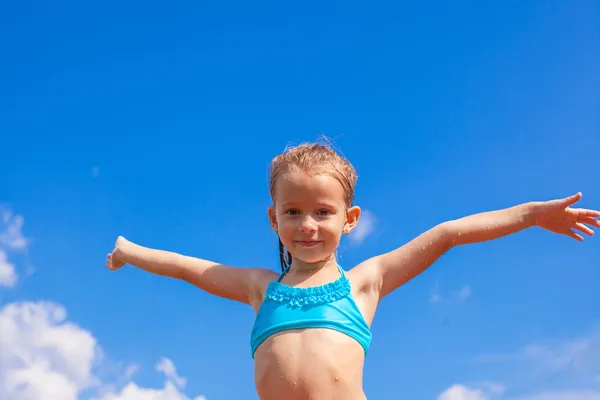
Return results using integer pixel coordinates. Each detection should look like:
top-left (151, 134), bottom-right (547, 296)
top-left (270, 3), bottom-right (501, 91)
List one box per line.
top-left (0, 208), bottom-right (29, 250)
top-left (430, 292), bottom-right (442, 303)
top-left (458, 285), bottom-right (472, 301)
top-left (98, 358), bottom-right (207, 400)
top-left (430, 283), bottom-right (472, 304)
top-left (121, 365), bottom-right (139, 382)
top-left (438, 385), bottom-right (600, 400)
top-left (349, 210), bottom-right (375, 244)
top-left (438, 384), bottom-right (489, 400)
top-left (0, 250), bottom-right (17, 287)
top-left (155, 358), bottom-right (187, 390)
top-left (0, 207), bottom-right (31, 288)
top-left (98, 380), bottom-right (207, 400)
top-left (511, 390), bottom-right (600, 400)
top-left (439, 324), bottom-right (600, 399)
top-left (473, 325), bottom-right (600, 380)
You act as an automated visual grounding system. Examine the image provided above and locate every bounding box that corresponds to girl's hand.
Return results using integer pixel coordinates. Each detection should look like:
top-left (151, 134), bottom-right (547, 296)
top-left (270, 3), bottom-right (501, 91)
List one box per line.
top-left (106, 236), bottom-right (129, 271)
top-left (534, 192), bottom-right (600, 241)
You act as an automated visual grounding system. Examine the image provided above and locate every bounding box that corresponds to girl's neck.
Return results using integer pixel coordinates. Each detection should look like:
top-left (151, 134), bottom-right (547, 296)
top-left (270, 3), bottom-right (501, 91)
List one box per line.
top-left (289, 255), bottom-right (338, 276)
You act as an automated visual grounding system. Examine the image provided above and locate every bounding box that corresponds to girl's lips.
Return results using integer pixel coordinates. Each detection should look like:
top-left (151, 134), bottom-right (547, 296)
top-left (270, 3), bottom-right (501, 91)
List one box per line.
top-left (295, 241), bottom-right (321, 247)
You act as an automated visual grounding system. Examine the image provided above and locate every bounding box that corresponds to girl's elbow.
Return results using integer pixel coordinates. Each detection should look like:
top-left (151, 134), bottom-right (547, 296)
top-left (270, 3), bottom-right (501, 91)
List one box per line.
top-left (436, 221), bottom-right (457, 251)
top-left (169, 254), bottom-right (192, 281)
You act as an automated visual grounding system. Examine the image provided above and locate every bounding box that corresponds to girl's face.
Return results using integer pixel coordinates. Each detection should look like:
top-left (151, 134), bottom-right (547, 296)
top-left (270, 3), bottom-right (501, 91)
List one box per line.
top-left (269, 170), bottom-right (360, 265)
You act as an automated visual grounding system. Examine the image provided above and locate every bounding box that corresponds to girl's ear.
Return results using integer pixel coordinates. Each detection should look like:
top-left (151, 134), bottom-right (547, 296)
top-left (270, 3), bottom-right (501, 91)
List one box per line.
top-left (343, 205), bottom-right (361, 235)
top-left (268, 206), bottom-right (278, 233)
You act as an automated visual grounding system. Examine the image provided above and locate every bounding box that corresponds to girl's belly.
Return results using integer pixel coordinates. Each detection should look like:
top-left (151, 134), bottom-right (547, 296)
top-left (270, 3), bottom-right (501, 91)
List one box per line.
top-left (254, 328), bottom-right (367, 400)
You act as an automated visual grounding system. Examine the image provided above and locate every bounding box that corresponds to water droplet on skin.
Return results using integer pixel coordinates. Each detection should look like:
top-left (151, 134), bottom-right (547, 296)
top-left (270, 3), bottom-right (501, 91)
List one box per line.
top-left (422, 245), bottom-right (426, 250)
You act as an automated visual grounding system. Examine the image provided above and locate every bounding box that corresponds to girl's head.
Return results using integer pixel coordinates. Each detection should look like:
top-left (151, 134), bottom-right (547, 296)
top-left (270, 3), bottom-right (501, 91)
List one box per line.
top-left (268, 140), bottom-right (361, 270)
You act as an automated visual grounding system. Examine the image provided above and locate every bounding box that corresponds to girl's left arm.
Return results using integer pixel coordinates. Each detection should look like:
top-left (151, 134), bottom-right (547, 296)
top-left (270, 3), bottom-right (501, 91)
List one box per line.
top-left (368, 192), bottom-right (600, 299)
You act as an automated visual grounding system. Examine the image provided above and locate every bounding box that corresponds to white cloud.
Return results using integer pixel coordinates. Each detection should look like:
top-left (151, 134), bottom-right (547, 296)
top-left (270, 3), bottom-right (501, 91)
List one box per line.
top-left (438, 384), bottom-right (489, 400)
top-left (0, 301), bottom-right (98, 400)
top-left (350, 210), bottom-right (375, 244)
top-left (0, 250), bottom-right (17, 287)
top-left (0, 209), bottom-right (29, 250)
top-left (0, 207), bottom-right (206, 399)
top-left (97, 357), bottom-right (207, 400)
top-left (99, 381), bottom-right (206, 400)
top-left (156, 358), bottom-right (187, 389)
top-left (0, 300), bottom-right (207, 400)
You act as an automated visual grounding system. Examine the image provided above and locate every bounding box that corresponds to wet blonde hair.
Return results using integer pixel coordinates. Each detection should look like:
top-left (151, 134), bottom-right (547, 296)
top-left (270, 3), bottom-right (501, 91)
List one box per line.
top-left (269, 138), bottom-right (358, 270)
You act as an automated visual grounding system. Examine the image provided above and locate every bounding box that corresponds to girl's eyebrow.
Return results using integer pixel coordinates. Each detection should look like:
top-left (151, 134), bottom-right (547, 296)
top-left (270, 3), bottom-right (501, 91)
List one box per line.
top-left (280, 202), bottom-right (340, 209)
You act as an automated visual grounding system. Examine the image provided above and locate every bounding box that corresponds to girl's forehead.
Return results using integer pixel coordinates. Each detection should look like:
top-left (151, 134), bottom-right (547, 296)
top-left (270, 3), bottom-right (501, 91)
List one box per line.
top-left (275, 171), bottom-right (346, 203)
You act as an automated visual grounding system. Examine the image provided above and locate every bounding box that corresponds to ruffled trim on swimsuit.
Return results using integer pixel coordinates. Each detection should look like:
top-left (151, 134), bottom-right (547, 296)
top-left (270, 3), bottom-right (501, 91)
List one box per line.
top-left (265, 276), bottom-right (351, 307)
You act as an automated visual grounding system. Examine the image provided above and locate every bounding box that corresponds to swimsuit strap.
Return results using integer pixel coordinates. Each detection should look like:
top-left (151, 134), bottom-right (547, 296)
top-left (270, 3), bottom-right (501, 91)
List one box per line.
top-left (277, 265), bottom-right (291, 282)
top-left (337, 264), bottom-right (346, 278)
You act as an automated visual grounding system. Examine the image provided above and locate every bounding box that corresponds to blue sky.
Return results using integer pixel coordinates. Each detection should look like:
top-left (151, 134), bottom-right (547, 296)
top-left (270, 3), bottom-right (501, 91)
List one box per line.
top-left (1, 1), bottom-right (599, 399)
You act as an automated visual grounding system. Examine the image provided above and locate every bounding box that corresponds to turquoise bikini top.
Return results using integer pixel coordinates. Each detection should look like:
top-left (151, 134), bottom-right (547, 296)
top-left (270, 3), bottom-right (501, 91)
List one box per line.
top-left (250, 264), bottom-right (372, 358)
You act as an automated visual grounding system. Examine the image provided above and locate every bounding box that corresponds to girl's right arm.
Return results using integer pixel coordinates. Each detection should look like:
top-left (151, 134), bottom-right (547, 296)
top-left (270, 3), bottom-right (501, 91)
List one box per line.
top-left (106, 236), bottom-right (276, 307)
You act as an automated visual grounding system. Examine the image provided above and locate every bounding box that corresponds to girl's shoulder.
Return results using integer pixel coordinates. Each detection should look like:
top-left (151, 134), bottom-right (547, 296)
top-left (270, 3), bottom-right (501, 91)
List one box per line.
top-left (247, 267), bottom-right (280, 310)
top-left (250, 267), bottom-right (280, 284)
top-left (346, 257), bottom-right (383, 295)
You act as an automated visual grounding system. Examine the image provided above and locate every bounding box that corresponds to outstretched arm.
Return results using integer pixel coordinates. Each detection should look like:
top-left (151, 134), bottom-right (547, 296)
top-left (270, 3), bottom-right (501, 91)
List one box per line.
top-left (106, 236), bottom-right (273, 306)
top-left (370, 193), bottom-right (600, 298)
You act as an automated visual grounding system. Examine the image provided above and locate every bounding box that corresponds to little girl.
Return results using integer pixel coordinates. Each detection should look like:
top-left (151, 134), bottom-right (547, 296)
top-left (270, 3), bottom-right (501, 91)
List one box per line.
top-left (106, 141), bottom-right (599, 400)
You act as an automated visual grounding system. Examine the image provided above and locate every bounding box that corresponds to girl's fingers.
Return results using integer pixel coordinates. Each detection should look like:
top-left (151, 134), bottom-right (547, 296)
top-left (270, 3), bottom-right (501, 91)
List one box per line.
top-left (574, 222), bottom-right (594, 236)
top-left (566, 229), bottom-right (584, 242)
top-left (561, 192), bottom-right (582, 207)
top-left (580, 217), bottom-right (600, 229)
top-left (577, 209), bottom-right (600, 217)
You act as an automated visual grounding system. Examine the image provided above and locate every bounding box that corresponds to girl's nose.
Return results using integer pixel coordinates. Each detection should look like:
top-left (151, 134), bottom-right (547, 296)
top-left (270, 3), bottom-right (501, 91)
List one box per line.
top-left (299, 216), bottom-right (317, 233)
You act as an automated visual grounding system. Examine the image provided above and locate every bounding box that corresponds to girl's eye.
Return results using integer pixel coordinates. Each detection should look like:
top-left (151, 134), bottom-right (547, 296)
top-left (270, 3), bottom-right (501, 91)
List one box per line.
top-left (284, 209), bottom-right (332, 216)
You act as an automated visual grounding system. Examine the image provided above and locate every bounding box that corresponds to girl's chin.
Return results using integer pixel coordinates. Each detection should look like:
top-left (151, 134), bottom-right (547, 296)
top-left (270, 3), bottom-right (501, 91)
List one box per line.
top-left (291, 250), bottom-right (336, 264)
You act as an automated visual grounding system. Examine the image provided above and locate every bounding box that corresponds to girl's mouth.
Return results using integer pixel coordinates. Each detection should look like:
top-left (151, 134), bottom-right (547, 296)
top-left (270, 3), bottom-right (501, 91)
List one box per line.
top-left (295, 241), bottom-right (321, 247)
